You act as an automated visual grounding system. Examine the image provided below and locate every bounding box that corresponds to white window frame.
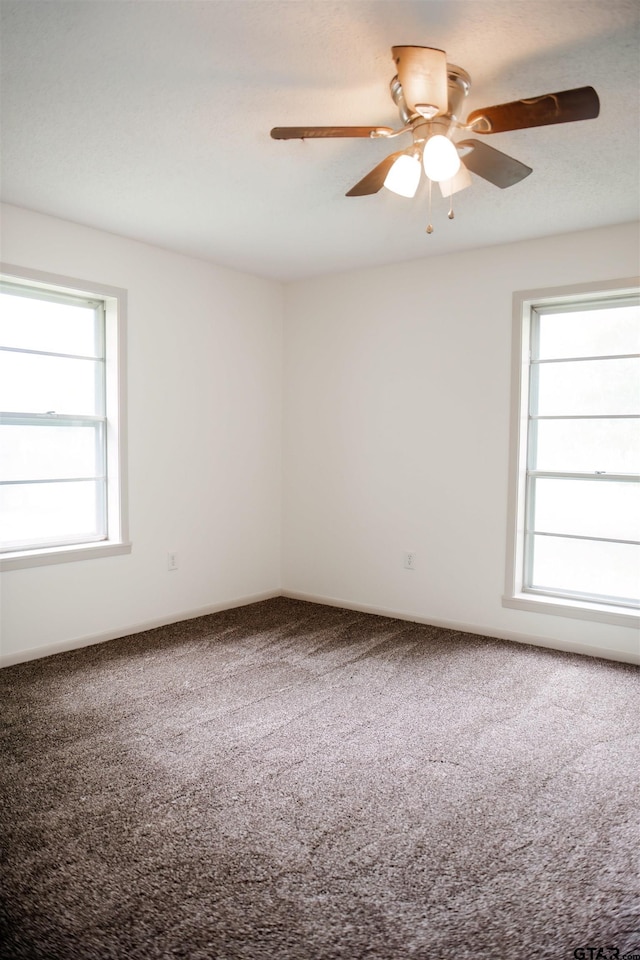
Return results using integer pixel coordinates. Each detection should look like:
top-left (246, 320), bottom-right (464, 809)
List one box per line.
top-left (504, 276), bottom-right (640, 628)
top-left (0, 264), bottom-right (131, 570)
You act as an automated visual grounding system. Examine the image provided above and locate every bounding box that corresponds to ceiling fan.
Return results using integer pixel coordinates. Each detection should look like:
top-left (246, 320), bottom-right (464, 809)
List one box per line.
top-left (271, 46), bottom-right (600, 231)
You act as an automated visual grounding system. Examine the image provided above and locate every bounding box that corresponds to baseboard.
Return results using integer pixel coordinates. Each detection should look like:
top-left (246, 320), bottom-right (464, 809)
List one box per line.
top-left (281, 590), bottom-right (640, 667)
top-left (4, 588), bottom-right (638, 669)
top-left (0, 590), bottom-right (281, 668)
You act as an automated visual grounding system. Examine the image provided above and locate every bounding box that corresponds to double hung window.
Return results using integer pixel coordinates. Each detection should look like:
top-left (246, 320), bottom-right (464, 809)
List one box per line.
top-left (0, 267), bottom-right (129, 569)
top-left (505, 278), bottom-right (640, 625)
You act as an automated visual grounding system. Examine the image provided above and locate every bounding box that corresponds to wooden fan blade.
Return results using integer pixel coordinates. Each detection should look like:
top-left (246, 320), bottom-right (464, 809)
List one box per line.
top-left (457, 139), bottom-right (532, 188)
top-left (466, 86), bottom-right (599, 133)
top-left (270, 126), bottom-right (393, 140)
top-left (345, 151), bottom-right (404, 197)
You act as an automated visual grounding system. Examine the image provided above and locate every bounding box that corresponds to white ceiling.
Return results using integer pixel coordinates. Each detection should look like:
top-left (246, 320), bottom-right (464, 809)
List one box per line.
top-left (1, 1), bottom-right (639, 281)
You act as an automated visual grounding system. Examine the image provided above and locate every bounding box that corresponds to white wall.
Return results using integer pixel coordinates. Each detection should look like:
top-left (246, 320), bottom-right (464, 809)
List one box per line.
top-left (2, 209), bottom-right (638, 666)
top-left (0, 204), bottom-right (283, 663)
top-left (282, 222), bottom-right (640, 663)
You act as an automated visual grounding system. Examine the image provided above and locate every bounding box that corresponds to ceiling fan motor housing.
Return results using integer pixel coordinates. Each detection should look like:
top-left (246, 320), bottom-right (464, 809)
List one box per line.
top-left (446, 65), bottom-right (471, 123)
top-left (391, 46), bottom-right (449, 118)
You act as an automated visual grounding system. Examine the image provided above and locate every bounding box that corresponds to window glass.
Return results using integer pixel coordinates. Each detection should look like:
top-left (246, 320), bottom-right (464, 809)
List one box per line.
top-left (536, 303), bottom-right (640, 360)
top-left (534, 357), bottom-right (640, 417)
top-left (0, 423), bottom-right (103, 482)
top-left (532, 477), bottom-right (640, 542)
top-left (0, 480), bottom-right (103, 548)
top-left (534, 418), bottom-right (640, 474)
top-left (0, 290), bottom-right (99, 356)
top-left (530, 536), bottom-right (640, 604)
top-left (0, 352), bottom-right (102, 416)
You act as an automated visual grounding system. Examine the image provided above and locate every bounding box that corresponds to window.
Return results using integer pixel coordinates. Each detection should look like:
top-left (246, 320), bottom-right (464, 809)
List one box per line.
top-left (0, 265), bottom-right (130, 569)
top-left (505, 277), bottom-right (640, 626)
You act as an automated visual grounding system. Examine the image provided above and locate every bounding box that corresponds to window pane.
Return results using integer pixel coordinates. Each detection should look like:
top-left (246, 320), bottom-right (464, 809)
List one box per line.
top-left (534, 417), bottom-right (640, 474)
top-left (0, 423), bottom-right (103, 481)
top-left (0, 352), bottom-right (101, 415)
top-left (537, 303), bottom-right (640, 360)
top-left (532, 477), bottom-right (640, 541)
top-left (0, 292), bottom-right (99, 357)
top-left (530, 535), bottom-right (640, 604)
top-left (0, 480), bottom-right (105, 549)
top-left (535, 358), bottom-right (640, 416)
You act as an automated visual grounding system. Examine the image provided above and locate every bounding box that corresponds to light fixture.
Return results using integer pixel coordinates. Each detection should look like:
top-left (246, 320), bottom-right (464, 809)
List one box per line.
top-left (384, 153), bottom-right (421, 198)
top-left (423, 135), bottom-right (461, 182)
top-left (439, 162), bottom-right (472, 198)
top-left (272, 43), bottom-right (601, 236)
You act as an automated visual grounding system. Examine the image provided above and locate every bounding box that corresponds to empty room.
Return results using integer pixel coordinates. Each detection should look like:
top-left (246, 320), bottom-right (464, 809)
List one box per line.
top-left (1, 2), bottom-right (639, 958)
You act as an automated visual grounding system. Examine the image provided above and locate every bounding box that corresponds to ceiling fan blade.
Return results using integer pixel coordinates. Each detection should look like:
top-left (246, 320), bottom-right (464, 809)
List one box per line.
top-left (457, 139), bottom-right (532, 188)
top-left (271, 126), bottom-right (393, 140)
top-left (345, 151), bottom-right (404, 197)
top-left (466, 86), bottom-right (599, 133)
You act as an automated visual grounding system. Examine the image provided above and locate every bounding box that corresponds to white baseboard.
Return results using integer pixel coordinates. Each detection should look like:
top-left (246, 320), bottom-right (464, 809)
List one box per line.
top-left (0, 590), bottom-right (281, 668)
top-left (281, 590), bottom-right (640, 667)
top-left (4, 588), bottom-right (638, 669)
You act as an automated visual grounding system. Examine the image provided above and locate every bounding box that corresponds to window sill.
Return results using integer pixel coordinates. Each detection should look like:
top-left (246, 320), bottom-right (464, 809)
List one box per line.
top-left (503, 592), bottom-right (640, 629)
top-left (0, 540), bottom-right (132, 571)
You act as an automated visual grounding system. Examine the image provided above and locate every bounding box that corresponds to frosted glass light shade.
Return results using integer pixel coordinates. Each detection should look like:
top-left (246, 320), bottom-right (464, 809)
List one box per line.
top-left (439, 161), bottom-right (472, 197)
top-left (384, 154), bottom-right (421, 198)
top-left (423, 135), bottom-right (461, 182)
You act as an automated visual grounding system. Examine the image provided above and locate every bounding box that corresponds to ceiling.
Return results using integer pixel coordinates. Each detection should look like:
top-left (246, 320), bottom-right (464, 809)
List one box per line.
top-left (1, 1), bottom-right (639, 281)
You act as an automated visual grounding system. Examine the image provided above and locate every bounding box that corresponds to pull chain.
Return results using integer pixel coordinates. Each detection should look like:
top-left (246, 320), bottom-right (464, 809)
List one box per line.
top-left (426, 179), bottom-right (434, 234)
top-left (448, 191), bottom-right (454, 220)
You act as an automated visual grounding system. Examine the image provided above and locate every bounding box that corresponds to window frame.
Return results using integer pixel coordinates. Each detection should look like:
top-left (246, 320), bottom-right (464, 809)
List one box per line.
top-left (0, 264), bottom-right (131, 570)
top-left (504, 276), bottom-right (640, 628)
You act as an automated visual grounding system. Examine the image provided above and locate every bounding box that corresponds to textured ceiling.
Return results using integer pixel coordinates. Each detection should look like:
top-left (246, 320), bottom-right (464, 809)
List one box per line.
top-left (1, 1), bottom-right (639, 281)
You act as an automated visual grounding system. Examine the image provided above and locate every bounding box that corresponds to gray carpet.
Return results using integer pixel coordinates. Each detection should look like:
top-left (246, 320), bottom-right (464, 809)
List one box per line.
top-left (1, 597), bottom-right (639, 960)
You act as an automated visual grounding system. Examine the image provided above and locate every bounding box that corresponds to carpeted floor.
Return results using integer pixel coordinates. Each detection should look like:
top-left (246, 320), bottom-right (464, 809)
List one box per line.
top-left (1, 597), bottom-right (638, 960)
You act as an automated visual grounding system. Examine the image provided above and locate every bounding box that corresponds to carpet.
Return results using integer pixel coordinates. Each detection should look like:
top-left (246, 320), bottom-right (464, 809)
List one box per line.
top-left (1, 597), bottom-right (638, 960)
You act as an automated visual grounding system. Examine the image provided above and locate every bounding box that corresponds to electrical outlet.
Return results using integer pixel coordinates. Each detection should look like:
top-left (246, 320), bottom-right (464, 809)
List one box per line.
top-left (167, 552), bottom-right (179, 572)
top-left (404, 551), bottom-right (416, 570)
